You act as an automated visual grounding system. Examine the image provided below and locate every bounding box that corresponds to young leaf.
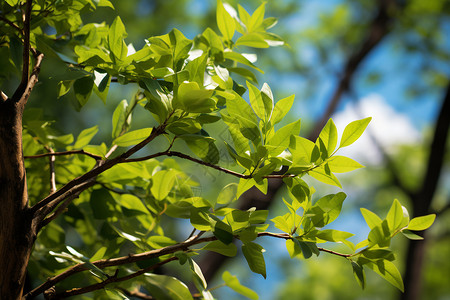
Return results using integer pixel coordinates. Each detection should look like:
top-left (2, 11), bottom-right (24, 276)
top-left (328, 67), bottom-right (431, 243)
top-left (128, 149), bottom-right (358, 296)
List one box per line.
top-left (188, 258), bottom-right (207, 290)
top-left (217, 183), bottom-right (238, 205)
top-left (150, 170), bottom-right (177, 201)
top-left (217, 0), bottom-right (236, 41)
top-left (113, 128), bottom-right (152, 147)
top-left (143, 274), bottom-right (194, 300)
top-left (266, 120), bottom-right (301, 156)
top-left (73, 76), bottom-right (94, 107)
top-left (365, 260), bottom-right (404, 292)
top-left (242, 242), bottom-right (266, 278)
top-left (406, 214), bottom-right (436, 231)
top-left (179, 135), bottom-right (220, 164)
top-left (271, 95), bottom-right (295, 125)
top-left (318, 118), bottom-right (338, 155)
top-left (339, 117), bottom-right (371, 148)
top-left (308, 165), bottom-right (342, 188)
top-left (327, 155), bottom-right (364, 173)
top-left (112, 99), bottom-right (129, 138)
top-left (360, 208), bottom-right (382, 229)
top-left (306, 192), bottom-right (346, 227)
top-left (177, 82), bottom-right (215, 113)
top-left (222, 271), bottom-right (259, 300)
top-left (202, 240), bottom-right (238, 257)
top-left (351, 261), bottom-right (366, 289)
top-left (386, 199), bottom-right (409, 233)
top-left (74, 125), bottom-right (99, 149)
top-left (108, 16), bottom-right (128, 61)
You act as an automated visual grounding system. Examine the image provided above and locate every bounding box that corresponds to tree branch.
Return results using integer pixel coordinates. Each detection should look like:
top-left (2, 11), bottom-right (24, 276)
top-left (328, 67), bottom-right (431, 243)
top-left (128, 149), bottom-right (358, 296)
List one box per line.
top-left (12, 0), bottom-right (32, 102)
top-left (24, 149), bottom-right (103, 161)
top-left (52, 257), bottom-right (178, 299)
top-left (308, 0), bottom-right (397, 140)
top-left (0, 15), bottom-right (22, 32)
top-left (25, 232), bottom-right (350, 298)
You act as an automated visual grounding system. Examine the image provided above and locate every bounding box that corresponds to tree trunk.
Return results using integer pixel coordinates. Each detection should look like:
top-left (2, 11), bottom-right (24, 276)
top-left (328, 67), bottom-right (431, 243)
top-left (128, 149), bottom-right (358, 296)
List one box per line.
top-left (0, 99), bottom-right (36, 299)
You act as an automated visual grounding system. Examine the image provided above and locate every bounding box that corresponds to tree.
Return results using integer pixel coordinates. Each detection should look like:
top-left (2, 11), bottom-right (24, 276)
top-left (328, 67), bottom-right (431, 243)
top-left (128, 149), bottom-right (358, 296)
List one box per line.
top-left (0, 1), bottom-right (436, 299)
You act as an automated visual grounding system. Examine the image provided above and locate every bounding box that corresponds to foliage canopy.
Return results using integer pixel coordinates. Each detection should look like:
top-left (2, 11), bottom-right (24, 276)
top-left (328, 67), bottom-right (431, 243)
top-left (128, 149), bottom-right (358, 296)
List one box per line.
top-left (0, 0), bottom-right (436, 299)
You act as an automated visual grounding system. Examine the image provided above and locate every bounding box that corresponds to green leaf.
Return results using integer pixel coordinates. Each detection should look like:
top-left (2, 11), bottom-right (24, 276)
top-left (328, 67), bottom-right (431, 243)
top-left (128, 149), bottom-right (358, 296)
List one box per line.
top-left (112, 99), bottom-right (129, 138)
top-left (190, 209), bottom-right (212, 231)
top-left (368, 220), bottom-right (391, 247)
top-left (224, 52), bottom-right (263, 73)
top-left (202, 240), bottom-right (237, 257)
top-left (327, 156), bottom-right (364, 173)
top-left (360, 208), bottom-right (383, 229)
top-left (222, 271), bottom-right (259, 300)
top-left (318, 119), bottom-right (338, 154)
top-left (406, 214), bottom-right (436, 231)
top-left (217, 183), bottom-right (238, 205)
top-left (242, 242), bottom-right (266, 278)
top-left (89, 188), bottom-right (116, 219)
top-left (400, 230), bottom-right (423, 240)
top-left (315, 229), bottom-right (354, 243)
top-left (186, 53), bottom-right (208, 86)
top-left (113, 128), bottom-right (152, 147)
top-left (386, 199), bottom-right (409, 233)
top-left (217, 0), bottom-right (236, 41)
top-left (339, 117), bottom-right (372, 148)
top-left (5, 0), bottom-right (19, 6)
top-left (212, 217), bottom-right (234, 245)
top-left (151, 170), bottom-right (177, 200)
top-left (177, 82), bottom-right (215, 113)
top-left (365, 260), bottom-right (404, 292)
top-left (271, 214), bottom-right (292, 233)
top-left (73, 76), bottom-right (94, 107)
top-left (188, 258), bottom-right (207, 289)
top-left (179, 135), bottom-right (220, 164)
top-left (290, 136), bottom-right (315, 166)
top-left (271, 95), bottom-right (295, 125)
top-left (267, 120), bottom-right (301, 156)
top-left (235, 33), bottom-right (269, 48)
top-left (351, 261), bottom-right (366, 289)
top-left (108, 16), bottom-right (128, 61)
top-left (74, 125), bottom-right (99, 148)
top-left (237, 178), bottom-right (267, 198)
top-left (144, 274), bottom-right (194, 300)
top-left (169, 28), bottom-right (193, 70)
top-left (285, 239), bottom-right (302, 258)
top-left (248, 2), bottom-right (265, 32)
top-left (293, 239), bottom-right (312, 259)
top-left (308, 165), bottom-right (342, 188)
top-left (306, 192), bottom-right (346, 227)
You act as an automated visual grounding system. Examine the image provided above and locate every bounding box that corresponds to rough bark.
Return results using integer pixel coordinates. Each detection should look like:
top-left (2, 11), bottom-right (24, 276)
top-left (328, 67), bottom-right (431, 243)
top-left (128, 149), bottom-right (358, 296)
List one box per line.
top-left (0, 98), bottom-right (36, 299)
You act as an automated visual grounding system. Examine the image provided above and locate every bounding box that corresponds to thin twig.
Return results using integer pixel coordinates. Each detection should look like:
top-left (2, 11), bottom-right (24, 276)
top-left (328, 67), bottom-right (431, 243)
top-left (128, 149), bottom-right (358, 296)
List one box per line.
top-left (24, 149), bottom-right (103, 161)
top-left (124, 151), bottom-right (297, 179)
top-left (48, 147), bottom-right (57, 193)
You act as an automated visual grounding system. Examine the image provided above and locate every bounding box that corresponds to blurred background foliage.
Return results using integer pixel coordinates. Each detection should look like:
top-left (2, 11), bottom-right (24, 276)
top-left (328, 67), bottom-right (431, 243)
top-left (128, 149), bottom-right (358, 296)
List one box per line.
top-left (5, 0), bottom-right (448, 299)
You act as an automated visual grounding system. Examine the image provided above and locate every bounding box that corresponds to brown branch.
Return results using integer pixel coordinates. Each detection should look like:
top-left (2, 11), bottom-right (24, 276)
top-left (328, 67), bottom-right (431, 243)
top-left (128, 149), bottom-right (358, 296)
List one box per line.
top-left (308, 0), bottom-right (397, 140)
top-left (31, 125), bottom-right (167, 223)
top-left (25, 232), bottom-right (349, 298)
top-left (24, 149), bottom-right (103, 161)
top-left (52, 257), bottom-right (178, 299)
top-left (12, 0), bottom-right (32, 102)
top-left (0, 15), bottom-right (22, 32)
